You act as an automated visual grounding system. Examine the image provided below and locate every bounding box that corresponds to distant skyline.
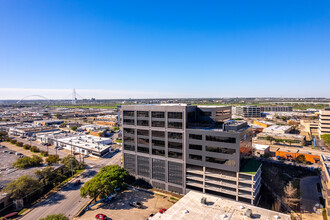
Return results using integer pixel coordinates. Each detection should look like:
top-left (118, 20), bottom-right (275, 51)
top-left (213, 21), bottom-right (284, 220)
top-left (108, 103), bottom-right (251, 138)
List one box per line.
top-left (0, 0), bottom-right (329, 99)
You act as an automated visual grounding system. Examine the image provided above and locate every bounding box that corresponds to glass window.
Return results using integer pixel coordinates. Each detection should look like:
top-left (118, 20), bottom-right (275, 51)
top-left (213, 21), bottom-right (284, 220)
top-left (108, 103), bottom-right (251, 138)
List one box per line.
top-left (168, 132), bottom-right (182, 140)
top-left (124, 144), bottom-right (135, 151)
top-left (206, 135), bottom-right (236, 143)
top-left (137, 129), bottom-right (149, 136)
top-left (152, 159), bottom-right (165, 181)
top-left (123, 111), bottom-right (134, 117)
top-left (199, 111), bottom-right (212, 116)
top-left (137, 120), bottom-right (149, 126)
top-left (123, 119), bottom-right (134, 125)
top-left (152, 121), bottom-right (165, 127)
top-left (168, 122), bottom-right (182, 129)
top-left (168, 162), bottom-right (183, 185)
top-left (205, 157), bottom-right (235, 166)
top-left (152, 130), bottom-right (165, 138)
top-left (152, 111), bottom-right (165, 118)
top-left (189, 154), bottom-right (202, 161)
top-left (152, 139), bottom-right (165, 148)
top-left (137, 111), bottom-right (149, 118)
top-left (168, 151), bottom-right (183, 159)
top-left (152, 149), bottom-right (165, 156)
top-left (168, 142), bottom-right (182, 150)
top-left (189, 144), bottom-right (202, 151)
top-left (189, 134), bottom-right (202, 140)
top-left (137, 156), bottom-right (150, 177)
top-left (168, 112), bottom-right (183, 119)
top-left (124, 128), bottom-right (135, 135)
top-left (205, 146), bottom-right (236, 155)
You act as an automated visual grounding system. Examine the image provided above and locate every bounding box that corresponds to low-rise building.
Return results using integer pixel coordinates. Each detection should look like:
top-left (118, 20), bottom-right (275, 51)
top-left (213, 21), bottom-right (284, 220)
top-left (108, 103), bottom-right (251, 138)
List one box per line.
top-left (9, 125), bottom-right (59, 137)
top-left (235, 106), bottom-right (261, 118)
top-left (151, 190), bottom-right (290, 220)
top-left (263, 125), bottom-right (292, 134)
top-left (253, 144), bottom-right (270, 157)
top-left (260, 106), bottom-right (293, 112)
top-left (319, 108), bottom-right (330, 137)
top-left (253, 120), bottom-right (274, 128)
top-left (255, 132), bottom-right (306, 147)
top-left (275, 148), bottom-right (320, 163)
top-left (34, 120), bottom-right (64, 126)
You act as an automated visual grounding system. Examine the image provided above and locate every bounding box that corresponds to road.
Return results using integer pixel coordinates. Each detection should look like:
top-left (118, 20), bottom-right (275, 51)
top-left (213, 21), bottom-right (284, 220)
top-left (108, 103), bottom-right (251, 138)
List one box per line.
top-left (21, 152), bottom-right (122, 220)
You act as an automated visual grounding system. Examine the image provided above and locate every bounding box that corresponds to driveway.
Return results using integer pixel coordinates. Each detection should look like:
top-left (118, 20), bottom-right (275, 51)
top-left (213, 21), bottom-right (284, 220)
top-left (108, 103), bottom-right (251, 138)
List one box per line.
top-left (300, 176), bottom-right (323, 220)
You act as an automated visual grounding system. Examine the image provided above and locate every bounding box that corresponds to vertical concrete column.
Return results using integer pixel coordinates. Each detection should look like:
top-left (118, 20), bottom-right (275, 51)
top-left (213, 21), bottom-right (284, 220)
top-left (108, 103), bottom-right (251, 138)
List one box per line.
top-left (203, 166), bottom-right (206, 193)
top-left (236, 172), bottom-right (239, 201)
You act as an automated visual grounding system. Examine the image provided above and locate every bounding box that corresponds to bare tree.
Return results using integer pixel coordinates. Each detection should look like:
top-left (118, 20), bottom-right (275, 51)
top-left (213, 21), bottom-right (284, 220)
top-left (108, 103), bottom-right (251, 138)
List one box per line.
top-left (283, 181), bottom-right (300, 209)
top-left (272, 199), bottom-right (282, 212)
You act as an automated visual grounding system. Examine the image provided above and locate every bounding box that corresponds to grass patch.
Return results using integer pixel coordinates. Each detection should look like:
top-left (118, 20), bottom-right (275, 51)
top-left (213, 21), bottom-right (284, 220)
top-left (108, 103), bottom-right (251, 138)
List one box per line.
top-left (322, 208), bottom-right (328, 220)
top-left (18, 208), bottom-right (28, 215)
top-left (170, 197), bottom-right (179, 201)
top-left (115, 139), bottom-right (122, 143)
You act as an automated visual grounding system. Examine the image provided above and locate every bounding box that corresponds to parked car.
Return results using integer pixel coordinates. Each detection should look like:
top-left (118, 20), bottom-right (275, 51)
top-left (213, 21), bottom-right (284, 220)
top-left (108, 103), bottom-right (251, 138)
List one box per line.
top-left (15, 152), bottom-right (23, 155)
top-left (129, 201), bottom-right (142, 209)
top-left (41, 143), bottom-right (47, 146)
top-left (95, 214), bottom-right (107, 220)
top-left (148, 214), bottom-right (154, 220)
top-left (159, 209), bottom-right (167, 214)
top-left (115, 149), bottom-right (119, 153)
top-left (46, 143), bottom-right (52, 146)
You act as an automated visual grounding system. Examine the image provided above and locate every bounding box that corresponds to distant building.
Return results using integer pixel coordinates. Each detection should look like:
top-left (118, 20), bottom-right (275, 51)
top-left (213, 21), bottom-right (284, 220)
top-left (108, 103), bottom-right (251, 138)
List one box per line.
top-left (253, 120), bottom-right (274, 128)
top-left (34, 120), bottom-right (64, 126)
top-left (255, 132), bottom-right (306, 147)
top-left (122, 104), bottom-right (261, 205)
top-left (260, 106), bottom-right (293, 112)
top-left (275, 148), bottom-right (320, 163)
top-left (263, 125), bottom-right (292, 134)
top-left (253, 144), bottom-right (270, 157)
top-left (319, 108), bottom-right (330, 137)
top-left (236, 106), bottom-right (261, 118)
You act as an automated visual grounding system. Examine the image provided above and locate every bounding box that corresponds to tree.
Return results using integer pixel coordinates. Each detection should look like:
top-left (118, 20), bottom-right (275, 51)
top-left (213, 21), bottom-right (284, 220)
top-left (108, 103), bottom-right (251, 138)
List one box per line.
top-left (71, 126), bottom-right (78, 131)
top-left (30, 146), bottom-right (40, 153)
top-left (283, 181), bottom-right (300, 208)
top-left (13, 155), bottom-right (43, 169)
top-left (80, 165), bottom-right (128, 200)
top-left (296, 154), bottom-right (306, 163)
top-left (286, 139), bottom-right (295, 147)
top-left (60, 123), bottom-right (67, 128)
top-left (46, 155), bottom-right (60, 165)
top-left (16, 142), bottom-right (23, 147)
top-left (61, 155), bottom-right (84, 174)
top-left (35, 166), bottom-right (65, 186)
top-left (4, 175), bottom-right (42, 200)
top-left (23, 144), bottom-right (31, 149)
top-left (0, 131), bottom-right (8, 141)
top-left (266, 136), bottom-right (275, 145)
top-left (10, 139), bottom-right (17, 144)
top-left (321, 134), bottom-right (330, 147)
top-left (40, 214), bottom-right (69, 220)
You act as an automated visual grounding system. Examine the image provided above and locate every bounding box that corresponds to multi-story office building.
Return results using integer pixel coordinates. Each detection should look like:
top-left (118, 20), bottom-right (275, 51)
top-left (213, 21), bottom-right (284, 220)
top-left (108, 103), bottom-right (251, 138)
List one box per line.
top-left (319, 108), bottom-right (330, 137)
top-left (260, 106), bottom-right (293, 112)
top-left (235, 106), bottom-right (261, 118)
top-left (122, 104), bottom-right (261, 205)
top-left (320, 155), bottom-right (330, 217)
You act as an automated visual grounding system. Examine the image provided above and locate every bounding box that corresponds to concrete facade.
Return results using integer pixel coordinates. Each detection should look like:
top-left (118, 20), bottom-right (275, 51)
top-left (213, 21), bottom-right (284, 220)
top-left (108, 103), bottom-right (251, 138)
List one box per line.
top-left (319, 108), bottom-right (330, 137)
top-left (236, 106), bottom-right (261, 118)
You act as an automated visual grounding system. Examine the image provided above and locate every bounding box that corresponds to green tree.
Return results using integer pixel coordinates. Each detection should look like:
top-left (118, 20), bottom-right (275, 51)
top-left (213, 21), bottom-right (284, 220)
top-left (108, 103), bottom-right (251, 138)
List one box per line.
top-left (296, 154), bottom-right (306, 163)
top-left (61, 155), bottom-right (84, 174)
top-left (266, 136), bottom-right (275, 145)
top-left (4, 175), bottom-right (42, 200)
top-left (10, 139), bottom-right (17, 144)
top-left (30, 146), bottom-right (40, 153)
top-left (321, 134), bottom-right (330, 147)
top-left (13, 155), bottom-right (43, 169)
top-left (60, 123), bottom-right (67, 128)
top-left (46, 155), bottom-right (60, 165)
top-left (286, 139), bottom-right (295, 147)
top-left (71, 125), bottom-right (78, 131)
top-left (16, 142), bottom-right (23, 147)
top-left (40, 214), bottom-right (69, 220)
top-left (0, 131), bottom-right (8, 141)
top-left (80, 165), bottom-right (128, 200)
top-left (35, 166), bottom-right (66, 186)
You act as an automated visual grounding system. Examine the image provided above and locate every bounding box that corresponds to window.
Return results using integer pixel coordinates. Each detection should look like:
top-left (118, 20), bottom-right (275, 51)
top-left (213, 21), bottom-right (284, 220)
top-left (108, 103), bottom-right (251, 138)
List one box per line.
top-left (205, 157), bottom-right (235, 166)
top-left (168, 162), bottom-right (183, 185)
top-left (205, 146), bottom-right (236, 155)
top-left (124, 128), bottom-right (135, 135)
top-left (137, 137), bottom-right (149, 145)
top-left (123, 111), bottom-right (134, 117)
top-left (137, 156), bottom-right (150, 177)
top-left (189, 154), bottom-right (202, 161)
top-left (152, 130), bottom-right (165, 138)
top-left (152, 121), bottom-right (165, 127)
top-left (137, 111), bottom-right (149, 118)
top-left (152, 111), bottom-right (165, 118)
top-left (152, 139), bottom-right (165, 148)
top-left (189, 144), bottom-right (202, 151)
top-left (137, 146), bottom-right (149, 154)
top-left (168, 132), bottom-right (182, 140)
top-left (206, 135), bottom-right (236, 143)
top-left (152, 159), bottom-right (165, 181)
top-left (137, 129), bottom-right (149, 136)
top-left (137, 120), bottom-right (149, 126)
top-left (189, 134), bottom-right (202, 140)
top-left (168, 151), bottom-right (182, 159)
top-left (124, 144), bottom-right (135, 151)
top-left (200, 111), bottom-right (212, 116)
top-left (152, 149), bottom-right (165, 156)
top-left (168, 122), bottom-right (182, 129)
top-left (123, 119), bottom-right (134, 125)
top-left (124, 153), bottom-right (136, 174)
top-left (124, 136), bottom-right (134, 143)
top-left (168, 142), bottom-right (182, 150)
top-left (168, 112), bottom-right (183, 119)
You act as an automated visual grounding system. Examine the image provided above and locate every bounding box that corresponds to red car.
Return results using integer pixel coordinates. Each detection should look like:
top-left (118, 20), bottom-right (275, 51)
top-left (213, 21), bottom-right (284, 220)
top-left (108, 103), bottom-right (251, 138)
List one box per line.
top-left (95, 214), bottom-right (107, 220)
top-left (159, 209), bottom-right (167, 214)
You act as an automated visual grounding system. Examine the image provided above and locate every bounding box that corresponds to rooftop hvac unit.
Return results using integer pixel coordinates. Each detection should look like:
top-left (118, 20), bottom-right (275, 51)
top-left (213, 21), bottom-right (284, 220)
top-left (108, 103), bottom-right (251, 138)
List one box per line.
top-left (245, 209), bottom-right (252, 218)
top-left (201, 197), bottom-right (207, 205)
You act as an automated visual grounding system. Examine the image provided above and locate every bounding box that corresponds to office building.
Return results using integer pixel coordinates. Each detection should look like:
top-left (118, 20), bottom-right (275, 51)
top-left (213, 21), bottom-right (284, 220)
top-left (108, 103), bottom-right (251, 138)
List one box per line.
top-left (260, 106), bottom-right (293, 112)
top-left (122, 104), bottom-right (261, 205)
top-left (319, 108), bottom-right (330, 137)
top-left (235, 106), bottom-right (261, 118)
top-left (320, 155), bottom-right (330, 217)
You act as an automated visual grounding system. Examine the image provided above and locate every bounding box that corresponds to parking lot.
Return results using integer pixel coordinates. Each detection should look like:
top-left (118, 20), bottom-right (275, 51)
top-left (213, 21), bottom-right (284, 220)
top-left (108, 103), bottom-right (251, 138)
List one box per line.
top-left (78, 189), bottom-right (175, 220)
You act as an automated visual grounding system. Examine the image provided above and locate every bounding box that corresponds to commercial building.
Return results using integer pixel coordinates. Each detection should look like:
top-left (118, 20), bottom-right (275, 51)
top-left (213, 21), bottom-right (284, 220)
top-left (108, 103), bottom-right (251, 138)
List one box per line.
top-left (235, 106), bottom-right (261, 118)
top-left (255, 132), bottom-right (306, 147)
top-left (319, 108), bottom-right (330, 137)
top-left (263, 125), bottom-right (292, 134)
top-left (122, 104), bottom-right (261, 205)
top-left (275, 148), bottom-right (320, 163)
top-left (320, 155), bottom-right (330, 217)
top-left (253, 144), bottom-right (270, 157)
top-left (151, 190), bottom-right (290, 220)
top-left (34, 120), bottom-right (64, 126)
top-left (260, 106), bottom-right (293, 112)
top-left (253, 120), bottom-right (274, 128)
top-left (9, 125), bottom-right (59, 136)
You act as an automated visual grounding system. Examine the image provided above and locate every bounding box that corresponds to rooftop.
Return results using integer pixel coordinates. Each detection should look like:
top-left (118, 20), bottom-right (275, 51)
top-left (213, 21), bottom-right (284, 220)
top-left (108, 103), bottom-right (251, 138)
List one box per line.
top-left (263, 125), bottom-right (292, 133)
top-left (253, 144), bottom-right (270, 150)
top-left (240, 159), bottom-right (261, 175)
top-left (151, 190), bottom-right (290, 220)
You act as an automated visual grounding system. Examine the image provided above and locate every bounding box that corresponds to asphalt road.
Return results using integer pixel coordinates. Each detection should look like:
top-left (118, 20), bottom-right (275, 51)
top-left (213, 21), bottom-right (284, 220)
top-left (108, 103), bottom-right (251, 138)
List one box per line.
top-left (21, 152), bottom-right (122, 220)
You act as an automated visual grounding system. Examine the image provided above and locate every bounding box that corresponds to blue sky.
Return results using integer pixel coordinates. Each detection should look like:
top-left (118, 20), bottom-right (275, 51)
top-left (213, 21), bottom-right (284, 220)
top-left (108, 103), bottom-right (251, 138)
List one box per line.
top-left (0, 0), bottom-right (329, 99)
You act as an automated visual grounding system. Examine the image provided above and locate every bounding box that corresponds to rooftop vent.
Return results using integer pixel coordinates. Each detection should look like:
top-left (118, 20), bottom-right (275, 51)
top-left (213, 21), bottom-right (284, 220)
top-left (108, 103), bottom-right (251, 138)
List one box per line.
top-left (245, 209), bottom-right (252, 217)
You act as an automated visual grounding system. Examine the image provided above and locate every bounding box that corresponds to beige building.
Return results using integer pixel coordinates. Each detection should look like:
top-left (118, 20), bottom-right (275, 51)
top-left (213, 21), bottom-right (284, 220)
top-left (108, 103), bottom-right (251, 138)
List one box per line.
top-left (319, 108), bottom-right (330, 137)
top-left (320, 155), bottom-right (330, 217)
top-left (255, 132), bottom-right (306, 147)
